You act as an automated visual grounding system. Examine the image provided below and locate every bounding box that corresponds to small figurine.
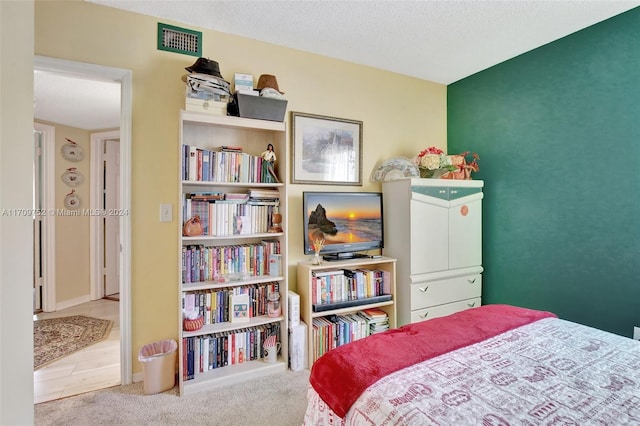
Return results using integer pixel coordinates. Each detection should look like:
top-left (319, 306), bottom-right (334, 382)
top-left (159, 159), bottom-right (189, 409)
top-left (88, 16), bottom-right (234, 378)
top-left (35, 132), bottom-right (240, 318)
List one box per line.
top-left (261, 143), bottom-right (276, 163)
top-left (261, 143), bottom-right (279, 183)
top-left (269, 202), bottom-right (283, 233)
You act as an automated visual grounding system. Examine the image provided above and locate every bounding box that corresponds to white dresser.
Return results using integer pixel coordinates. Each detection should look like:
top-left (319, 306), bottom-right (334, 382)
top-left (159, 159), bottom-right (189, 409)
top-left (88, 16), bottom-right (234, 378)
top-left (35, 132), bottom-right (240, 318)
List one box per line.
top-left (382, 178), bottom-right (484, 326)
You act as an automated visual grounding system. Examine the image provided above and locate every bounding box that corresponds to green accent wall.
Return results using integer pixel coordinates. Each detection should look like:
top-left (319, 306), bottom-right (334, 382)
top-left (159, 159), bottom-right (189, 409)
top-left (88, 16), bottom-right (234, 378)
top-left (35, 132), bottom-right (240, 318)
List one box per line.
top-left (448, 7), bottom-right (640, 337)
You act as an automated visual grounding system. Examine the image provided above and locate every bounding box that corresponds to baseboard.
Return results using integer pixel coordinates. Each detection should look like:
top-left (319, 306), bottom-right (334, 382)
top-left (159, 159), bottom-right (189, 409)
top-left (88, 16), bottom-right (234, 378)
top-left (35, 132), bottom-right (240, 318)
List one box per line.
top-left (132, 371), bottom-right (144, 383)
top-left (56, 294), bottom-right (92, 311)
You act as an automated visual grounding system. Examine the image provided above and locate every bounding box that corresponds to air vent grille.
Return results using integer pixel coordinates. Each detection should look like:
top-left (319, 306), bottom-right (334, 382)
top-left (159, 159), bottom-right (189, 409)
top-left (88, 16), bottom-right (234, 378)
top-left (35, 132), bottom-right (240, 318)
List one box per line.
top-left (157, 23), bottom-right (202, 57)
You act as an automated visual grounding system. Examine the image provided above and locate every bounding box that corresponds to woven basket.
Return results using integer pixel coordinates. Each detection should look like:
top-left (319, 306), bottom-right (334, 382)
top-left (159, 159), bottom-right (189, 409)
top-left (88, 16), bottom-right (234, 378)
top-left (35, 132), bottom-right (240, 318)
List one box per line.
top-left (183, 316), bottom-right (204, 331)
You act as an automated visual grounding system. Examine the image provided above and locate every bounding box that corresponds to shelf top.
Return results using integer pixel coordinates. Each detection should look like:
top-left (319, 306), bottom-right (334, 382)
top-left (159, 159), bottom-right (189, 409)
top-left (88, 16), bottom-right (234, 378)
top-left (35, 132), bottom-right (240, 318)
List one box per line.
top-left (300, 255), bottom-right (396, 269)
top-left (383, 178), bottom-right (484, 188)
top-left (181, 110), bottom-right (286, 132)
top-left (182, 181), bottom-right (284, 188)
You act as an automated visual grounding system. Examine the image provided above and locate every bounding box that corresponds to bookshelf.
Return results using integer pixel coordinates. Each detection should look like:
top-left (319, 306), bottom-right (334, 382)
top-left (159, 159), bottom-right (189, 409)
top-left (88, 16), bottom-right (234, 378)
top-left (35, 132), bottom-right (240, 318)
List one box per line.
top-left (178, 111), bottom-right (288, 396)
top-left (296, 256), bottom-right (397, 367)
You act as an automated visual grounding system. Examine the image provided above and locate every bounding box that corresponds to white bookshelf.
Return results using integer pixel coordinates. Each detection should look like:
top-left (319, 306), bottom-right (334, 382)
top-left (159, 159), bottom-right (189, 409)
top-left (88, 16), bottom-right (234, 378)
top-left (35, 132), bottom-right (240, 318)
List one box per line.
top-left (178, 110), bottom-right (288, 395)
top-left (296, 256), bottom-right (397, 368)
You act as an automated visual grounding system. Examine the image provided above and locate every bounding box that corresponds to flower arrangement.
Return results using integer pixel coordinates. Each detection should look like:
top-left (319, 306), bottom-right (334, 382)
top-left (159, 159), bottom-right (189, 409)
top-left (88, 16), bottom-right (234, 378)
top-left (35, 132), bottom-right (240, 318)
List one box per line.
top-left (312, 238), bottom-right (325, 253)
top-left (414, 146), bottom-right (479, 180)
top-left (312, 238), bottom-right (325, 265)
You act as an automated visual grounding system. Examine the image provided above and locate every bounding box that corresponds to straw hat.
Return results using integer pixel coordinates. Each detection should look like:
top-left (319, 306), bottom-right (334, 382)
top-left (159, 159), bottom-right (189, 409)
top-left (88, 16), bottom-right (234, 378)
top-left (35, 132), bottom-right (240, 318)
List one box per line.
top-left (256, 74), bottom-right (284, 94)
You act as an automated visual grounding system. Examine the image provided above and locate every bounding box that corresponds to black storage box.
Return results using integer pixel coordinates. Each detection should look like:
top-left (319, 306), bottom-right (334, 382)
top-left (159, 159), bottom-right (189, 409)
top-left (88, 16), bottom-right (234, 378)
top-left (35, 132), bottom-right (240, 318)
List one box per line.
top-left (236, 93), bottom-right (287, 122)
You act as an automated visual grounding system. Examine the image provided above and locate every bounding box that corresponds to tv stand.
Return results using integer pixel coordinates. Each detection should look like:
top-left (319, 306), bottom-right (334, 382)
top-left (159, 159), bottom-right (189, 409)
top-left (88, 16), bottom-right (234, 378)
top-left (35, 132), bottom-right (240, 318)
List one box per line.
top-left (322, 252), bottom-right (369, 262)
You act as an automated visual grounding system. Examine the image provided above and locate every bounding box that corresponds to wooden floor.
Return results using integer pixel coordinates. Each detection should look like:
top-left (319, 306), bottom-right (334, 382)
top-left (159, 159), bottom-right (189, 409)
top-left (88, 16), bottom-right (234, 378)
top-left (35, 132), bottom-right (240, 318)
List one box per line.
top-left (33, 299), bottom-right (120, 404)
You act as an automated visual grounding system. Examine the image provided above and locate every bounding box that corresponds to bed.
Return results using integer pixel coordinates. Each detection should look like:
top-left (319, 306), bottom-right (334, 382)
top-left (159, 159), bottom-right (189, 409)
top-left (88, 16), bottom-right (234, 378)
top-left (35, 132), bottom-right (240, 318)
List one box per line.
top-left (303, 304), bottom-right (640, 425)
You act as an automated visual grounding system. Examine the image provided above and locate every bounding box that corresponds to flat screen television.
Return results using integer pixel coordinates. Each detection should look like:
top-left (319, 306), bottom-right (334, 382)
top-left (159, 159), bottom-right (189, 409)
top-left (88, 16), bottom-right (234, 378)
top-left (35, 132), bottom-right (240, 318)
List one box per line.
top-left (302, 191), bottom-right (384, 261)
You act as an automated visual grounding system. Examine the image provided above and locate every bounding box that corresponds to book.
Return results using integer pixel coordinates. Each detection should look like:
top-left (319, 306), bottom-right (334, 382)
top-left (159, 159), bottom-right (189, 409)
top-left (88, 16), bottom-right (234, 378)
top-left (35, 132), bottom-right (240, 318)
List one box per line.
top-left (188, 145), bottom-right (197, 181)
top-left (233, 214), bottom-right (248, 235)
top-left (288, 290), bottom-right (300, 327)
top-left (268, 253), bottom-right (282, 276)
top-left (229, 293), bottom-right (250, 323)
top-left (234, 73), bottom-right (254, 93)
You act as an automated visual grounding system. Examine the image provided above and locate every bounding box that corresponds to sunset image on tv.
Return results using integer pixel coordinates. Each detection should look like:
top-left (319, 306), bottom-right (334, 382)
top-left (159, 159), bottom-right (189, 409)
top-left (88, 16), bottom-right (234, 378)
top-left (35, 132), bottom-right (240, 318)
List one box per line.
top-left (306, 194), bottom-right (382, 246)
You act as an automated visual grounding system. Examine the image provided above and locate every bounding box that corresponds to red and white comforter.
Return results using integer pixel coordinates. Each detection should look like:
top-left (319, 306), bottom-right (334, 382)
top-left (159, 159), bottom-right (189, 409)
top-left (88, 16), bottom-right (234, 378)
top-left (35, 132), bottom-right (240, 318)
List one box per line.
top-left (304, 305), bottom-right (640, 425)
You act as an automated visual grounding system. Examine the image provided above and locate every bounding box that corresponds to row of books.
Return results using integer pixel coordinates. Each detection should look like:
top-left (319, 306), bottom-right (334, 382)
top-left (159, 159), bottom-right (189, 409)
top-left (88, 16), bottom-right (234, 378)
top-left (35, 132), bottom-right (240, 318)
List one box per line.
top-left (359, 307), bottom-right (391, 334)
top-left (182, 240), bottom-right (280, 283)
top-left (182, 282), bottom-right (280, 325)
top-left (185, 198), bottom-right (277, 236)
top-left (311, 268), bottom-right (391, 305)
top-left (311, 308), bottom-right (389, 362)
top-left (182, 323), bottom-right (280, 380)
top-left (182, 144), bottom-right (278, 183)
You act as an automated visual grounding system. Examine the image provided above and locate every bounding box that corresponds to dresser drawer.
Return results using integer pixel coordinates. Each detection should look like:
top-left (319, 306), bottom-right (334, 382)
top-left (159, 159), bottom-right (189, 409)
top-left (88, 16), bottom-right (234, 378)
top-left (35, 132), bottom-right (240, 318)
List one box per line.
top-left (409, 273), bottom-right (481, 310)
top-left (410, 297), bottom-right (481, 323)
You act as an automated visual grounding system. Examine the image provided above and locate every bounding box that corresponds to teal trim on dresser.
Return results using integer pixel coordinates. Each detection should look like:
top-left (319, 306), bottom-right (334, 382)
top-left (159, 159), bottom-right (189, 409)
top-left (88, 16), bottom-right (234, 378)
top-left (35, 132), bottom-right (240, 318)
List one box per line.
top-left (412, 186), bottom-right (481, 200)
top-left (412, 186), bottom-right (447, 200)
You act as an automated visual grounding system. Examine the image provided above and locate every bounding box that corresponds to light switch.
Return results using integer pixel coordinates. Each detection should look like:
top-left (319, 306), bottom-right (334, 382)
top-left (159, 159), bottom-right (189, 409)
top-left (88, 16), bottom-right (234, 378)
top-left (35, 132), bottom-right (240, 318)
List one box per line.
top-left (160, 204), bottom-right (172, 222)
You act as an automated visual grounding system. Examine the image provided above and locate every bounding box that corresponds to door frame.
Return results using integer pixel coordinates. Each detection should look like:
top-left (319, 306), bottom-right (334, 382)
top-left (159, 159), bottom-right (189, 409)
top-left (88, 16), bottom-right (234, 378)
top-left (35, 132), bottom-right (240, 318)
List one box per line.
top-left (35, 55), bottom-right (133, 385)
top-left (33, 123), bottom-right (56, 313)
top-left (90, 130), bottom-right (120, 300)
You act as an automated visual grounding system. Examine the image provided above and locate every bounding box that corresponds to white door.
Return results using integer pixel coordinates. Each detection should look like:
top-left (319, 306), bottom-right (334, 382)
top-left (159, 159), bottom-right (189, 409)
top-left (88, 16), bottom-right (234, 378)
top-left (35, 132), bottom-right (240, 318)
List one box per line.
top-left (33, 130), bottom-right (43, 312)
top-left (104, 138), bottom-right (120, 296)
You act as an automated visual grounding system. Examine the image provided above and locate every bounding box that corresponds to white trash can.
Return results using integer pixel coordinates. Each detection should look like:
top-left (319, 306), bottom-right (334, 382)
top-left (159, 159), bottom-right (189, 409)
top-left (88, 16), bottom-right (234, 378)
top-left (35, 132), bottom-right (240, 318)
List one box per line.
top-left (138, 339), bottom-right (178, 395)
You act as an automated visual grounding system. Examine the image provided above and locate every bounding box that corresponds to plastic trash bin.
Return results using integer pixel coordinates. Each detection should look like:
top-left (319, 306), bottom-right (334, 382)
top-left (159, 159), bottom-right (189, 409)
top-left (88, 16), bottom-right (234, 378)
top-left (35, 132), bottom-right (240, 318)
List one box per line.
top-left (138, 339), bottom-right (178, 395)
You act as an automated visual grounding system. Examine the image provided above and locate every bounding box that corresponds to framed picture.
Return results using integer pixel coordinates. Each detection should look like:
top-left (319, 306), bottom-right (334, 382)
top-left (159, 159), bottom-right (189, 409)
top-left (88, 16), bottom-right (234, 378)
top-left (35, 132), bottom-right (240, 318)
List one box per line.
top-left (291, 112), bottom-right (363, 185)
top-left (229, 293), bottom-right (250, 323)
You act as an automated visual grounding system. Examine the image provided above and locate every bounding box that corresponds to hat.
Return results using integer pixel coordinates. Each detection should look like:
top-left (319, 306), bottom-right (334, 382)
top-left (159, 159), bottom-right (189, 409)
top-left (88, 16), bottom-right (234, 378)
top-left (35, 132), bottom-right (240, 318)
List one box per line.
top-left (185, 57), bottom-right (226, 80)
top-left (256, 74), bottom-right (284, 94)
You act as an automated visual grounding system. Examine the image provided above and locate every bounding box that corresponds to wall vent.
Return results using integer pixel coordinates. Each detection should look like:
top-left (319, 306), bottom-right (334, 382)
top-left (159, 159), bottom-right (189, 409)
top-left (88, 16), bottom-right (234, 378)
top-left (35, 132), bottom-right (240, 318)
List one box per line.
top-left (157, 23), bottom-right (202, 57)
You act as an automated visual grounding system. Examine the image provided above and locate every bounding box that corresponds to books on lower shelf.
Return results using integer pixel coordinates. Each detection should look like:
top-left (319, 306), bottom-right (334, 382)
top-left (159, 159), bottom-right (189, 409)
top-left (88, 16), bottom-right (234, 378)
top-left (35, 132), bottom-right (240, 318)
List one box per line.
top-left (311, 308), bottom-right (389, 362)
top-left (311, 267), bottom-right (391, 309)
top-left (182, 322), bottom-right (281, 380)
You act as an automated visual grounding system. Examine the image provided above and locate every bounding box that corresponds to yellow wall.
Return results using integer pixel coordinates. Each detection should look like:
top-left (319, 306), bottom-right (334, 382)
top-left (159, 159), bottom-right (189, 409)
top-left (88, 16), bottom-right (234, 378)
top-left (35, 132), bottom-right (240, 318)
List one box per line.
top-left (35, 0), bottom-right (446, 375)
top-left (49, 122), bottom-right (92, 303)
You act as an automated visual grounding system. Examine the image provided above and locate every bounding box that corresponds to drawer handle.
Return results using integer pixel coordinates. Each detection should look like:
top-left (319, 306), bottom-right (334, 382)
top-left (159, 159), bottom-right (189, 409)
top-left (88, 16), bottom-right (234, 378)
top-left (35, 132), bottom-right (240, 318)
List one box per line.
top-left (439, 190), bottom-right (446, 194)
top-left (467, 302), bottom-right (476, 308)
top-left (450, 190), bottom-right (458, 194)
top-left (419, 312), bottom-right (430, 319)
top-left (419, 286), bottom-right (429, 292)
top-left (468, 278), bottom-right (477, 284)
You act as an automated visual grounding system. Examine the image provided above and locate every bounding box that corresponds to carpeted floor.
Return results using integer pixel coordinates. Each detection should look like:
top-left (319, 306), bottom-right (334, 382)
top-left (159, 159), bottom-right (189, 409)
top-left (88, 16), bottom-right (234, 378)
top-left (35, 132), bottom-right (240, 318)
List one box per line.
top-left (34, 315), bottom-right (113, 370)
top-left (34, 369), bottom-right (311, 426)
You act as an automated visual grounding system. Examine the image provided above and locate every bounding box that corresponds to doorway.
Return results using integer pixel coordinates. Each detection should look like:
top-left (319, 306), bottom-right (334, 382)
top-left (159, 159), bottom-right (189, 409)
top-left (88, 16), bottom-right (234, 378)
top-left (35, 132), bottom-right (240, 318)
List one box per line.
top-left (91, 131), bottom-right (121, 302)
top-left (33, 56), bottom-right (133, 399)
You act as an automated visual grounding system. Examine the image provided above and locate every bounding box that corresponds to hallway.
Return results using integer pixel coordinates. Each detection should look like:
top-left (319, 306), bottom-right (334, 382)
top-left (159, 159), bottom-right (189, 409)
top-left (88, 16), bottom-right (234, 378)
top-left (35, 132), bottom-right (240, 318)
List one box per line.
top-left (33, 299), bottom-right (120, 404)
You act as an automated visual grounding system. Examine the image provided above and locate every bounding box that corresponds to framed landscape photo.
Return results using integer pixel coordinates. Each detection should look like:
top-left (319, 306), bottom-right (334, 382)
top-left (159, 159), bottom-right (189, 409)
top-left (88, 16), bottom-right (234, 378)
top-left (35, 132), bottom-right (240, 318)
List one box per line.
top-left (291, 112), bottom-right (362, 185)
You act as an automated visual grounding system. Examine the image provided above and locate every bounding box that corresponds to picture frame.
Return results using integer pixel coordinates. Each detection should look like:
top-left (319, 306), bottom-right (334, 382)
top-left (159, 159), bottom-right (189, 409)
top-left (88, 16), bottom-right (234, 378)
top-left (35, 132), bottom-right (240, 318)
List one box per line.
top-left (291, 112), bottom-right (363, 185)
top-left (229, 293), bottom-right (250, 323)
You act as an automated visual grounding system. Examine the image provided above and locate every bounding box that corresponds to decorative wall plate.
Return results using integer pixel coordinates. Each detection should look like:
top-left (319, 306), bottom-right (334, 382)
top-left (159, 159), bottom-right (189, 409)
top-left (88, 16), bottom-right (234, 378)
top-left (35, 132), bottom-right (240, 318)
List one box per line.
top-left (370, 157), bottom-right (419, 182)
top-left (61, 168), bottom-right (84, 187)
top-left (61, 138), bottom-right (84, 162)
top-left (64, 189), bottom-right (81, 210)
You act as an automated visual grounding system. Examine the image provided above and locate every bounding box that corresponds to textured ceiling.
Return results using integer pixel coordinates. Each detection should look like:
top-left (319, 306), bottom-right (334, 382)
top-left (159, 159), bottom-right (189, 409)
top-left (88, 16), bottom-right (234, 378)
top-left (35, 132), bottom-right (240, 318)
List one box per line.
top-left (34, 71), bottom-right (121, 131)
top-left (36, 1), bottom-right (640, 130)
top-left (89, 0), bottom-right (640, 84)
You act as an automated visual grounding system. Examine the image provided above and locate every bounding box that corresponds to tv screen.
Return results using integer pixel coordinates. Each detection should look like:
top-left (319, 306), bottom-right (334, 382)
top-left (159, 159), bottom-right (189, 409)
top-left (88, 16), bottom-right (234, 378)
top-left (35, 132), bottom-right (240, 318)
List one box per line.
top-left (302, 191), bottom-right (384, 260)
